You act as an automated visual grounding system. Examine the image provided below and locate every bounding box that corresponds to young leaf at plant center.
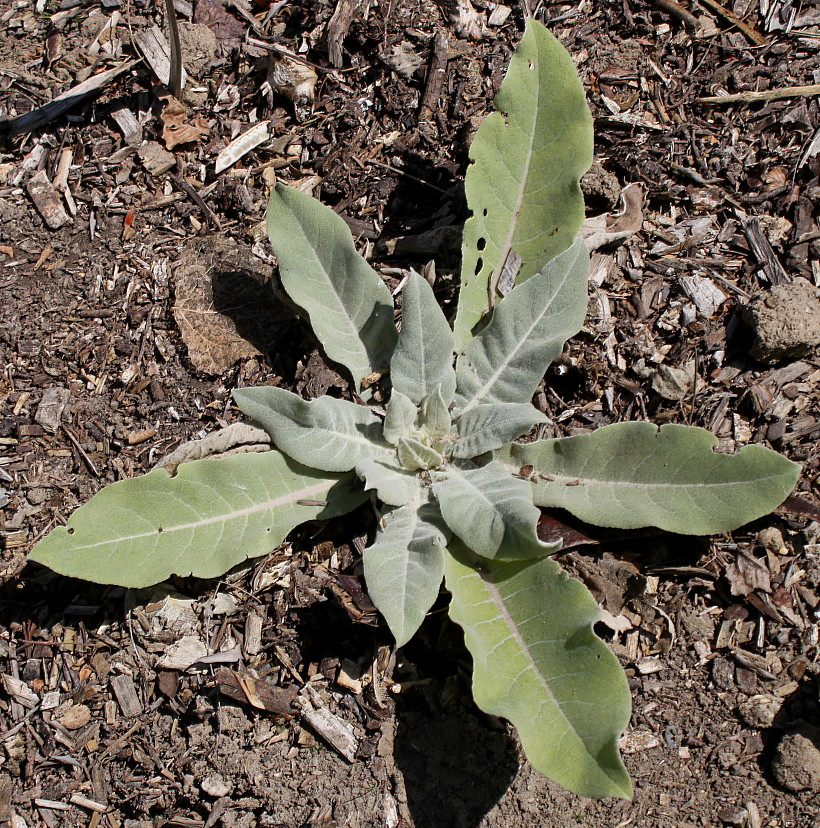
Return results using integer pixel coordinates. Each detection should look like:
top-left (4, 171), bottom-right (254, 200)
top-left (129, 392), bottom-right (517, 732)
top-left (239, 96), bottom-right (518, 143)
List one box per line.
top-left (503, 422), bottom-right (800, 534)
top-left (356, 457), bottom-right (419, 507)
top-left (383, 389), bottom-right (418, 445)
top-left (363, 488), bottom-right (450, 647)
top-left (267, 183), bottom-right (397, 392)
top-left (453, 402), bottom-right (547, 459)
top-left (433, 462), bottom-right (560, 560)
top-left (454, 239), bottom-right (589, 415)
top-left (233, 386), bottom-right (392, 473)
top-left (397, 436), bottom-right (443, 471)
top-left (29, 452), bottom-right (365, 588)
top-left (419, 386), bottom-right (452, 441)
top-left (454, 19), bottom-right (593, 349)
top-left (444, 540), bottom-right (632, 799)
top-left (391, 270), bottom-right (456, 405)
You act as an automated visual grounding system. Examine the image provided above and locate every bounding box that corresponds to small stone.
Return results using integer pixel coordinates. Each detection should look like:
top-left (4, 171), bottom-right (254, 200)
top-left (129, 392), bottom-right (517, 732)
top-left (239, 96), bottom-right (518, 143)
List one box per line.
top-left (177, 23), bottom-right (217, 77)
top-left (737, 694), bottom-right (782, 729)
top-left (137, 142), bottom-right (176, 177)
top-left (717, 805), bottom-right (748, 826)
top-left (771, 722), bottom-right (820, 792)
top-left (201, 773), bottom-right (232, 797)
top-left (742, 279), bottom-right (820, 364)
top-left (57, 704), bottom-right (91, 731)
top-left (35, 387), bottom-right (71, 432)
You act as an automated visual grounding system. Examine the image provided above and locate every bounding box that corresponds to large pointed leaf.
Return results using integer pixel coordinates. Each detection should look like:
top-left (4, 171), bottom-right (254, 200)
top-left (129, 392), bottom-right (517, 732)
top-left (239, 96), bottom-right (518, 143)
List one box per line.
top-left (504, 422), bottom-right (800, 534)
top-left (355, 457), bottom-right (418, 507)
top-left (233, 387), bottom-right (392, 473)
top-left (419, 387), bottom-right (452, 441)
top-left (433, 462), bottom-right (559, 560)
top-left (29, 452), bottom-right (365, 587)
top-left (444, 541), bottom-right (631, 799)
top-left (267, 183), bottom-right (397, 391)
top-left (363, 487), bottom-right (449, 647)
top-left (453, 402), bottom-right (547, 459)
top-left (391, 271), bottom-right (456, 405)
top-left (383, 390), bottom-right (417, 445)
top-left (453, 20), bottom-right (593, 349)
top-left (454, 239), bottom-right (589, 416)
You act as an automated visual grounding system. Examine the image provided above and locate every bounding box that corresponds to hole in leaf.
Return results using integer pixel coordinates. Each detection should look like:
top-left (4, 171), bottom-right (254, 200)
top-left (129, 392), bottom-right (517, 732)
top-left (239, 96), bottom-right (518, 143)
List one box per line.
top-left (482, 208), bottom-right (488, 217)
top-left (67, 527), bottom-right (75, 535)
top-left (476, 237), bottom-right (486, 251)
top-left (474, 257), bottom-right (483, 275)
top-left (528, 60), bottom-right (534, 70)
top-left (157, 527), bottom-right (163, 534)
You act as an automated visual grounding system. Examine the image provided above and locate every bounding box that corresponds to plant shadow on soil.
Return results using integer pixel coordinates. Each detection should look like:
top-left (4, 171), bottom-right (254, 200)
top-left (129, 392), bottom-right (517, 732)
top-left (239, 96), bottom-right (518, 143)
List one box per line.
top-left (390, 611), bottom-right (521, 828)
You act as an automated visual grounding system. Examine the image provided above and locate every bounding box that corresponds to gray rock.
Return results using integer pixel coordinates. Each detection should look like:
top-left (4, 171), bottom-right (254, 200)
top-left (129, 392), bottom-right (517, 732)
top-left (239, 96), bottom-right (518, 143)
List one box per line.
top-left (771, 722), bottom-right (820, 792)
top-left (742, 279), bottom-right (820, 364)
top-left (177, 23), bottom-right (217, 78)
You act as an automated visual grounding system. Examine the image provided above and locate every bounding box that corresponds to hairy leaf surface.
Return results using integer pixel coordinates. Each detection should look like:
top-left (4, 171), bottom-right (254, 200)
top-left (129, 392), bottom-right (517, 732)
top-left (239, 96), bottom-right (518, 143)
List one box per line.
top-left (391, 271), bottom-right (456, 404)
top-left (233, 387), bottom-right (391, 473)
top-left (433, 462), bottom-right (559, 559)
top-left (453, 403), bottom-right (547, 459)
top-left (356, 457), bottom-right (418, 507)
top-left (383, 390), bottom-right (417, 445)
top-left (453, 20), bottom-right (593, 349)
top-left (267, 183), bottom-right (397, 391)
top-left (420, 386), bottom-right (452, 440)
top-left (455, 239), bottom-right (589, 415)
top-left (504, 422), bottom-right (800, 534)
top-left (364, 488), bottom-right (449, 646)
top-left (444, 541), bottom-right (631, 798)
top-left (397, 436), bottom-right (443, 471)
top-left (30, 452), bottom-right (365, 587)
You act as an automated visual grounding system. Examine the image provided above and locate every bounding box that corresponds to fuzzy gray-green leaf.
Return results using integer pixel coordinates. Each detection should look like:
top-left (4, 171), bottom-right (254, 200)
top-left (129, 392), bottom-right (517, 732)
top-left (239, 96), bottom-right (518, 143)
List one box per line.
top-left (397, 436), bottom-right (443, 471)
top-left (455, 239), bottom-right (589, 416)
top-left (383, 390), bottom-right (417, 445)
top-left (504, 422), bottom-right (800, 534)
top-left (420, 386), bottom-right (452, 441)
top-left (30, 452), bottom-right (365, 587)
top-left (433, 462), bottom-right (559, 560)
top-left (453, 403), bottom-right (547, 459)
top-left (364, 488), bottom-right (449, 646)
top-left (267, 183), bottom-right (397, 392)
top-left (391, 271), bottom-right (456, 405)
top-left (444, 541), bottom-right (631, 798)
top-left (233, 386), bottom-right (391, 473)
top-left (453, 20), bottom-right (593, 349)
top-left (356, 457), bottom-right (419, 507)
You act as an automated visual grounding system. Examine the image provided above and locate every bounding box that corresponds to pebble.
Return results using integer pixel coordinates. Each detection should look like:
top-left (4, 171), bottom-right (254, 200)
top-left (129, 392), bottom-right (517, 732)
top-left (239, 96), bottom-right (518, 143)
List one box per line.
top-left (771, 722), bottom-right (820, 792)
top-left (200, 773), bottom-right (232, 797)
top-left (742, 279), bottom-right (820, 364)
top-left (737, 694), bottom-right (782, 729)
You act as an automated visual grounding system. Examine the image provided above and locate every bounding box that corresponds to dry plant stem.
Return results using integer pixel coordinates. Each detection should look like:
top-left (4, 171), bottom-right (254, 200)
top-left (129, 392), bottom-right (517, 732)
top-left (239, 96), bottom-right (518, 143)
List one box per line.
top-left (696, 0), bottom-right (767, 45)
top-left (648, 0), bottom-right (700, 32)
top-left (164, 0), bottom-right (183, 97)
top-left (697, 84), bottom-right (820, 104)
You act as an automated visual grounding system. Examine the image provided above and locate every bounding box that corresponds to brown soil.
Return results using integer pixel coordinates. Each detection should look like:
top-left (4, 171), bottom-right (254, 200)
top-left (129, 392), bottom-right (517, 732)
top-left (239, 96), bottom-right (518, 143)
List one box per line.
top-left (1, 1), bottom-right (820, 826)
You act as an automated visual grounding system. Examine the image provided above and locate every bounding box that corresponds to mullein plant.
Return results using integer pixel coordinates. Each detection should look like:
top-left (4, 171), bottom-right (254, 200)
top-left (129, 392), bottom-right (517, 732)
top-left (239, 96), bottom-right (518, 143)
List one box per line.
top-left (32, 21), bottom-right (799, 797)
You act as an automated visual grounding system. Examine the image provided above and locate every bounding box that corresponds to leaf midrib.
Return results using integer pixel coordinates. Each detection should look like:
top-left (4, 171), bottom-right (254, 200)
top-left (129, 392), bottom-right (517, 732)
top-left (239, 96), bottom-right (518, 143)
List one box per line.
top-left (459, 252), bottom-right (575, 416)
top-left (63, 479), bottom-right (334, 553)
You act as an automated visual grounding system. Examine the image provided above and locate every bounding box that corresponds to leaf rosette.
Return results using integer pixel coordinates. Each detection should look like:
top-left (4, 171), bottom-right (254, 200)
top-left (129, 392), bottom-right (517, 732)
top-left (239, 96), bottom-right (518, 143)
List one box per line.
top-left (29, 19), bottom-right (800, 801)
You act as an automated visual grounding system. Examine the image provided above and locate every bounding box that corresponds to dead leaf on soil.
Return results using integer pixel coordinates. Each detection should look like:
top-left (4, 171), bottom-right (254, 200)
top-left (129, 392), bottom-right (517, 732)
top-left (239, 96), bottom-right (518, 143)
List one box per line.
top-left (172, 236), bottom-right (287, 375)
top-left (582, 182), bottom-right (644, 251)
top-left (194, 0), bottom-right (246, 51)
top-left (159, 96), bottom-right (211, 149)
top-left (726, 550), bottom-right (772, 597)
